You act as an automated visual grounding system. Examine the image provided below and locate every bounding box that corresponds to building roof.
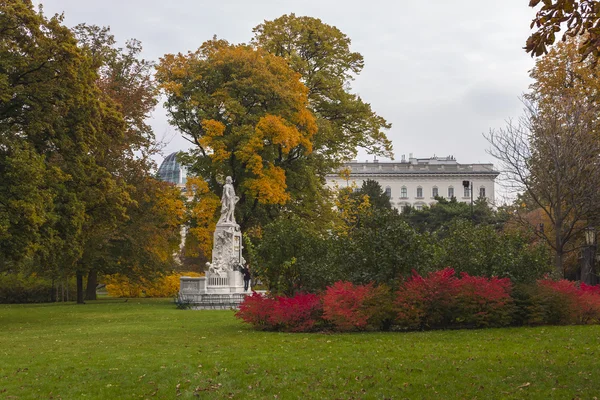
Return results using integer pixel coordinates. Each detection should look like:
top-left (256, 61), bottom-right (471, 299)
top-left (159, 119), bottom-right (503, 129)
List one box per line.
top-left (328, 156), bottom-right (499, 178)
top-left (157, 152), bottom-right (187, 185)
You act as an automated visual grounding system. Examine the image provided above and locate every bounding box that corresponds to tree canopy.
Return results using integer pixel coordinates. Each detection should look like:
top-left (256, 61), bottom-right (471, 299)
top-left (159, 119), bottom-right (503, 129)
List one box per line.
top-left (526, 0), bottom-right (600, 61)
top-left (252, 14), bottom-right (393, 165)
top-left (157, 39), bottom-right (321, 230)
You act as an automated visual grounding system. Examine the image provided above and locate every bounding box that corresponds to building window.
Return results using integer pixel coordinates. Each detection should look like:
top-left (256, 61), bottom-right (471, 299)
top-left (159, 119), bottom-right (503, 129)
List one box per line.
top-left (401, 186), bottom-right (407, 198)
top-left (415, 204), bottom-right (423, 211)
top-left (464, 186), bottom-right (470, 198)
top-left (479, 187), bottom-right (486, 198)
top-left (432, 187), bottom-right (438, 198)
top-left (385, 186), bottom-right (391, 198)
top-left (416, 187), bottom-right (423, 198)
top-left (448, 187), bottom-right (454, 198)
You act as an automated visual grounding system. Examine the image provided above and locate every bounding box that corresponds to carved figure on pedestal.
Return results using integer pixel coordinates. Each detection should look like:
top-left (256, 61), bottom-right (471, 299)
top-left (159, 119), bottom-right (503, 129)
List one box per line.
top-left (218, 176), bottom-right (239, 224)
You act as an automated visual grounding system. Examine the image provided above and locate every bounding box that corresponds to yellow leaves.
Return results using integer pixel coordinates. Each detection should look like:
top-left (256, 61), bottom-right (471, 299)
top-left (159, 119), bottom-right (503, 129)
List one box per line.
top-left (334, 185), bottom-right (372, 236)
top-left (155, 52), bottom-right (192, 97)
top-left (245, 165), bottom-right (290, 205)
top-left (338, 167), bottom-right (352, 183)
top-left (186, 177), bottom-right (220, 258)
top-left (157, 40), bottom-right (322, 215)
top-left (198, 119), bottom-right (229, 163)
top-left (103, 272), bottom-right (204, 298)
top-left (255, 114), bottom-right (313, 155)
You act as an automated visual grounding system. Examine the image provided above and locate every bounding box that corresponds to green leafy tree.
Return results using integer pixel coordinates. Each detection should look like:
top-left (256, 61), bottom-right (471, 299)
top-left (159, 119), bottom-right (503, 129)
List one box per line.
top-left (252, 215), bottom-right (338, 296)
top-left (350, 179), bottom-right (392, 210)
top-left (72, 24), bottom-right (165, 299)
top-left (0, 1), bottom-right (139, 303)
top-left (252, 14), bottom-right (393, 165)
top-left (335, 207), bottom-right (436, 288)
top-left (435, 220), bottom-right (551, 283)
top-left (401, 197), bottom-right (505, 234)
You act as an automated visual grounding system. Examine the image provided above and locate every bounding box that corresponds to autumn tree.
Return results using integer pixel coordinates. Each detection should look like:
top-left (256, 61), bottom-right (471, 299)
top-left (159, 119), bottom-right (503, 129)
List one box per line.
top-left (0, 2), bottom-right (175, 304)
top-left (1, 1), bottom-right (130, 292)
top-left (156, 40), bottom-right (318, 231)
top-left (526, 0), bottom-right (600, 61)
top-left (72, 24), bottom-right (165, 299)
top-left (252, 14), bottom-right (393, 166)
top-left (487, 40), bottom-right (600, 275)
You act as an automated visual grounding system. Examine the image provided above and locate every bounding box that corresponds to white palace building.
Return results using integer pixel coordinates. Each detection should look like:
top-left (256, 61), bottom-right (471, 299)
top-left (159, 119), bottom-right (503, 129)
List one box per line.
top-left (327, 155), bottom-right (499, 212)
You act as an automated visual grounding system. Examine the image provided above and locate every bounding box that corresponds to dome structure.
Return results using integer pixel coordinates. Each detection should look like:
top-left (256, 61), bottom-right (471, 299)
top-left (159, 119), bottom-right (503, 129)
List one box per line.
top-left (157, 152), bottom-right (187, 185)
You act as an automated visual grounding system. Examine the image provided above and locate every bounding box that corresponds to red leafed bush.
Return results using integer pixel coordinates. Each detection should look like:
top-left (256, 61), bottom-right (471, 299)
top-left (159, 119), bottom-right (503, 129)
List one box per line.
top-left (454, 273), bottom-right (513, 328)
top-left (395, 268), bottom-right (460, 330)
top-left (235, 292), bottom-right (277, 330)
top-left (268, 293), bottom-right (323, 332)
top-left (534, 280), bottom-right (600, 324)
top-left (322, 281), bottom-right (373, 331)
top-left (395, 268), bottom-right (513, 330)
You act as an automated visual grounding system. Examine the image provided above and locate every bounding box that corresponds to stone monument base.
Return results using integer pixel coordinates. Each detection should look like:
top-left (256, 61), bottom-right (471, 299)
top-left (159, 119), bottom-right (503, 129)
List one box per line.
top-left (179, 274), bottom-right (251, 309)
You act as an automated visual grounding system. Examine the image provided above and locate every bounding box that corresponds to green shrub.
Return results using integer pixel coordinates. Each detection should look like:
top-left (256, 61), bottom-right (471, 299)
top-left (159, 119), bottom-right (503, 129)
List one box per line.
top-left (0, 273), bottom-right (74, 303)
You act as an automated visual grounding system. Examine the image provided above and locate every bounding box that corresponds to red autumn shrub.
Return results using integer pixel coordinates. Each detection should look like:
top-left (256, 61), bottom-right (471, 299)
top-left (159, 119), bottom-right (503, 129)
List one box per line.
top-left (395, 268), bottom-right (514, 330)
top-left (454, 273), bottom-right (513, 327)
top-left (535, 280), bottom-right (600, 324)
top-left (235, 292), bottom-right (277, 330)
top-left (395, 268), bottom-right (460, 330)
top-left (268, 293), bottom-right (323, 332)
top-left (322, 281), bottom-right (374, 331)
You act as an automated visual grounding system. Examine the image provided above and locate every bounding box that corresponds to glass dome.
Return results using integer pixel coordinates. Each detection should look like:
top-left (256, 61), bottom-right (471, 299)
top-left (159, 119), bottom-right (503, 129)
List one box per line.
top-left (157, 152), bottom-right (187, 185)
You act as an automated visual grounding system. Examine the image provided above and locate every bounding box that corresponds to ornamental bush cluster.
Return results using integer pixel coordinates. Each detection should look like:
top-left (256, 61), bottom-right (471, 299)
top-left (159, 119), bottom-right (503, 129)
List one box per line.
top-left (235, 268), bottom-right (600, 332)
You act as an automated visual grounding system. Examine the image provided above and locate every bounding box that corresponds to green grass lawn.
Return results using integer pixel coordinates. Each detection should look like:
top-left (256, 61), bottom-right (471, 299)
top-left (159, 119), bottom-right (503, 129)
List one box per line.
top-left (1, 299), bottom-right (599, 399)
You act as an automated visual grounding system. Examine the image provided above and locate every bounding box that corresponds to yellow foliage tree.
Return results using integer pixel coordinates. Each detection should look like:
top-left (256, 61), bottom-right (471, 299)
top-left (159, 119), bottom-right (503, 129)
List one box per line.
top-left (156, 39), bottom-right (318, 229)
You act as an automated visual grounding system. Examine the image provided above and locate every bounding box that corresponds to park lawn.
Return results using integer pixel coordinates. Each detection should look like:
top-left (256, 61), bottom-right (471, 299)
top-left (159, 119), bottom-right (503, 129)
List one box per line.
top-left (0, 299), bottom-right (599, 399)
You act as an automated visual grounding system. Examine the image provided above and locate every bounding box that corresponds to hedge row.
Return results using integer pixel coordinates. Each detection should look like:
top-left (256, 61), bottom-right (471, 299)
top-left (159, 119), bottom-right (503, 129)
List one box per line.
top-left (235, 268), bottom-right (600, 332)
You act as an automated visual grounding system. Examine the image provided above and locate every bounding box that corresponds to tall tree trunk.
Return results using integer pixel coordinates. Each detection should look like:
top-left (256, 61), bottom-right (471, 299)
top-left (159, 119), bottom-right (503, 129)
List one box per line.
top-left (555, 251), bottom-right (564, 278)
top-left (85, 269), bottom-right (98, 300)
top-left (76, 271), bottom-right (85, 304)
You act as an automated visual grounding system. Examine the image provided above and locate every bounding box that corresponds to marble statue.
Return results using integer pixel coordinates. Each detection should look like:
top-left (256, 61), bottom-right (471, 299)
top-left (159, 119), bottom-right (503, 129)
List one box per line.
top-left (218, 176), bottom-right (239, 224)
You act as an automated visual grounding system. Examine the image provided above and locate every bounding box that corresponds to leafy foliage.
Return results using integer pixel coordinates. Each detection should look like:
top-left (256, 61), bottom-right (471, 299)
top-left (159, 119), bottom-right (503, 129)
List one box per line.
top-left (401, 197), bottom-right (505, 234)
top-left (322, 281), bottom-right (394, 331)
top-left (104, 272), bottom-right (202, 298)
top-left (350, 179), bottom-right (391, 210)
top-left (268, 293), bottom-right (323, 332)
top-left (334, 207), bottom-right (436, 287)
top-left (157, 39), bottom-right (317, 230)
top-left (526, 0), bottom-right (600, 61)
top-left (251, 215), bottom-right (338, 296)
top-left (434, 219), bottom-right (551, 283)
top-left (394, 268), bottom-right (514, 330)
top-left (252, 14), bottom-right (392, 164)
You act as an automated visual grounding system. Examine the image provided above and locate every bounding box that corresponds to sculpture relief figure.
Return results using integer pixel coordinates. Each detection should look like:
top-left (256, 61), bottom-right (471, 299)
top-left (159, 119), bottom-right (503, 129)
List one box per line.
top-left (218, 176), bottom-right (239, 224)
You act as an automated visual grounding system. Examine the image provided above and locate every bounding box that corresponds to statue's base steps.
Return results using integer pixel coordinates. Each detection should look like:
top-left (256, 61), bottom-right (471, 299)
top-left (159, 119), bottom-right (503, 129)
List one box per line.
top-left (178, 293), bottom-right (250, 310)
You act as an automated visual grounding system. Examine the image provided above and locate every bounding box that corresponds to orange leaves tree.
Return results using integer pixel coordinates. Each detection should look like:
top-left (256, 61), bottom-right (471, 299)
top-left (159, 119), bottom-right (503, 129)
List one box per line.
top-left (156, 40), bottom-right (318, 229)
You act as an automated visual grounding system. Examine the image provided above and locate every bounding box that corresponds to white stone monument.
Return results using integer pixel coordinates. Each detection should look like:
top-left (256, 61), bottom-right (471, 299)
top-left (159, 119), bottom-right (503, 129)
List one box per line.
top-left (179, 177), bottom-right (250, 308)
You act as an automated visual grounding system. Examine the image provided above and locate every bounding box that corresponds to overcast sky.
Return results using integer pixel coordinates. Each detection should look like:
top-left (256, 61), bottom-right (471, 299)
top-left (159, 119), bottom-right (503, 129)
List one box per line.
top-left (40, 0), bottom-right (537, 169)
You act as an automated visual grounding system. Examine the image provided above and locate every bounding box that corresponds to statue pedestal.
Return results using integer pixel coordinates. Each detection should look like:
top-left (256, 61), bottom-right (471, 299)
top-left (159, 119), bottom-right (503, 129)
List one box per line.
top-left (178, 176), bottom-right (250, 308)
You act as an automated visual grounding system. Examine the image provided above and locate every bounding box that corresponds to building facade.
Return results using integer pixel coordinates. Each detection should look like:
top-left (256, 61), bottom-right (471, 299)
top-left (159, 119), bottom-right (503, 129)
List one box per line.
top-left (327, 155), bottom-right (499, 211)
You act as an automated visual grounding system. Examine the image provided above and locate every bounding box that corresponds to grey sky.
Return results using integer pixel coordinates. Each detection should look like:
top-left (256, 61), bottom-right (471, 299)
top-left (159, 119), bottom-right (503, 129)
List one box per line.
top-left (40, 0), bottom-right (536, 168)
